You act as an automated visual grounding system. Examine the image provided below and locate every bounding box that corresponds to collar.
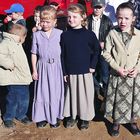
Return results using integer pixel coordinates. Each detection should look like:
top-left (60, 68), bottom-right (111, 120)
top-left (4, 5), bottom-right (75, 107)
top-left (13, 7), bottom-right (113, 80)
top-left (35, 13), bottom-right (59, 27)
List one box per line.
top-left (92, 14), bottom-right (102, 21)
top-left (12, 16), bottom-right (24, 24)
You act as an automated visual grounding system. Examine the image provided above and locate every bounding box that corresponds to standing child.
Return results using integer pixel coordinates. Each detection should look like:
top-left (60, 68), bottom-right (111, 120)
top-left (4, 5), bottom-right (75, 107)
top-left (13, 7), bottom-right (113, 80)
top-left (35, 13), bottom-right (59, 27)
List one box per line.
top-left (0, 24), bottom-right (32, 128)
top-left (31, 5), bottom-right (64, 128)
top-left (88, 0), bottom-right (113, 100)
top-left (103, 2), bottom-right (140, 137)
top-left (4, 3), bottom-right (26, 31)
top-left (60, 4), bottom-right (100, 130)
top-left (32, 5), bottom-right (42, 32)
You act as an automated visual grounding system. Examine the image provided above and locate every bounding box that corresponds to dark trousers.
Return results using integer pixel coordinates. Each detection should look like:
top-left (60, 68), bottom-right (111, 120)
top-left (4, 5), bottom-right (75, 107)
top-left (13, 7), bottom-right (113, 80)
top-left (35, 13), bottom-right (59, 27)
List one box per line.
top-left (3, 85), bottom-right (29, 121)
top-left (94, 55), bottom-right (109, 94)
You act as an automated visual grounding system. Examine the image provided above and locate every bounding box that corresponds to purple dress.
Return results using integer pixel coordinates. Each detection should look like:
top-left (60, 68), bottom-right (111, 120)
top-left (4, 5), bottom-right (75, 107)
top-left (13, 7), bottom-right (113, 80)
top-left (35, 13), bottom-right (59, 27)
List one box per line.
top-left (31, 28), bottom-right (64, 125)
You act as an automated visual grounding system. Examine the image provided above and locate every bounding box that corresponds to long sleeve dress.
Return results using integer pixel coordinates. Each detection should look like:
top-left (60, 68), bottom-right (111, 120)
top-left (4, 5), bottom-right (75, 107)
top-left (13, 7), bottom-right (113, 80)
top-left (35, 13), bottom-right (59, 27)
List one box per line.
top-left (31, 28), bottom-right (64, 125)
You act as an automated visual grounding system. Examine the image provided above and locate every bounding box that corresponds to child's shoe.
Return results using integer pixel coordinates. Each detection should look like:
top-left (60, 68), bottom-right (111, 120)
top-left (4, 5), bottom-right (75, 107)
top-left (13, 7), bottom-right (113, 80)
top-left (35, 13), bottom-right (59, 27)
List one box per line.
top-left (110, 123), bottom-right (120, 137)
top-left (65, 117), bottom-right (77, 128)
top-left (50, 122), bottom-right (60, 129)
top-left (130, 123), bottom-right (140, 136)
top-left (20, 117), bottom-right (32, 125)
top-left (79, 120), bottom-right (89, 130)
top-left (36, 121), bottom-right (47, 128)
top-left (3, 120), bottom-right (15, 128)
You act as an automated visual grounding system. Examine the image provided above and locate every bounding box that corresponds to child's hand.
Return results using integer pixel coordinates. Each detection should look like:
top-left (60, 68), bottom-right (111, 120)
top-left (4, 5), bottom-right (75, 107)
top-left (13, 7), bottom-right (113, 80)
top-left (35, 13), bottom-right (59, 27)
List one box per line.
top-left (32, 27), bottom-right (37, 32)
top-left (32, 71), bottom-right (38, 80)
top-left (89, 68), bottom-right (95, 73)
top-left (118, 68), bottom-right (128, 77)
top-left (100, 42), bottom-right (104, 50)
top-left (9, 66), bottom-right (15, 71)
top-left (128, 68), bottom-right (138, 78)
top-left (64, 75), bottom-right (68, 83)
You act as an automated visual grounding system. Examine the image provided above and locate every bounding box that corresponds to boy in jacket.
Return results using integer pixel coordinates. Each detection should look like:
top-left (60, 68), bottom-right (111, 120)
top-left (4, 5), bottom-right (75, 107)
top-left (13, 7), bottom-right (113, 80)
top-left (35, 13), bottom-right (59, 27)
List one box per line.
top-left (0, 24), bottom-right (32, 128)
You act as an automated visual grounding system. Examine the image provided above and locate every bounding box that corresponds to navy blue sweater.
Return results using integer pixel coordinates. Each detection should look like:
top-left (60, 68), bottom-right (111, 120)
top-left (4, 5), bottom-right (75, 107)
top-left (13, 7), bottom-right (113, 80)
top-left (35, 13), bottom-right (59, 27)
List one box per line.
top-left (60, 27), bottom-right (100, 76)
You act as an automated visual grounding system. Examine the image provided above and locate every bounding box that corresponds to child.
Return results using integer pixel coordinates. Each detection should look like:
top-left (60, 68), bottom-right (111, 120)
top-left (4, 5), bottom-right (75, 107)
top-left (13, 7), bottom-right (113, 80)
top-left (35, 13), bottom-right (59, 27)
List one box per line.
top-left (129, 0), bottom-right (140, 29)
top-left (4, 3), bottom-right (26, 31)
top-left (0, 24), bottom-right (32, 128)
top-left (60, 4), bottom-right (100, 130)
top-left (88, 0), bottom-right (113, 100)
top-left (49, 1), bottom-right (67, 31)
top-left (103, 2), bottom-right (140, 137)
top-left (32, 5), bottom-right (42, 32)
top-left (31, 5), bottom-right (64, 128)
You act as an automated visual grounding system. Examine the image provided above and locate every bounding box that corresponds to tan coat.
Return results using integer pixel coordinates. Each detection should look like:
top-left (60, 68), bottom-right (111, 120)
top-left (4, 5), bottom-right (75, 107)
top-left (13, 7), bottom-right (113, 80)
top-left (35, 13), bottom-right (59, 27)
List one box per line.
top-left (103, 28), bottom-right (140, 72)
top-left (0, 32), bottom-right (32, 85)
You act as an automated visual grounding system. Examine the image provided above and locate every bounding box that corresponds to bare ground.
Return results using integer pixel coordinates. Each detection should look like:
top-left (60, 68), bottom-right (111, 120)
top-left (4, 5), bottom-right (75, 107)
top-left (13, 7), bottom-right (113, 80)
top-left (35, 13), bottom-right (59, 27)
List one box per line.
top-left (0, 87), bottom-right (140, 140)
top-left (0, 116), bottom-right (140, 140)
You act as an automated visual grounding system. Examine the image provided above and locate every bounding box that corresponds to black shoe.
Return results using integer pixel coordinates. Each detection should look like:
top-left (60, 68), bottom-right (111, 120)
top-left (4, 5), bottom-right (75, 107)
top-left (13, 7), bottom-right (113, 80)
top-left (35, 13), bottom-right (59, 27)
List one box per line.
top-left (130, 123), bottom-right (140, 136)
top-left (110, 124), bottom-right (120, 137)
top-left (65, 118), bottom-right (77, 128)
top-left (3, 120), bottom-right (15, 128)
top-left (36, 121), bottom-right (47, 128)
top-left (20, 117), bottom-right (32, 125)
top-left (79, 120), bottom-right (89, 130)
top-left (50, 122), bottom-right (60, 129)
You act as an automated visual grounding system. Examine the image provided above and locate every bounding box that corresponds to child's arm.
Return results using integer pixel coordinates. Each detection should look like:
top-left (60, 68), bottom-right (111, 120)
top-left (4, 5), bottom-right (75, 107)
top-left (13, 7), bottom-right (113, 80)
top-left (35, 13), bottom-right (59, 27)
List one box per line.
top-left (31, 54), bottom-right (38, 80)
top-left (103, 33), bottom-right (121, 71)
top-left (0, 45), bottom-right (14, 70)
top-left (90, 33), bottom-right (100, 71)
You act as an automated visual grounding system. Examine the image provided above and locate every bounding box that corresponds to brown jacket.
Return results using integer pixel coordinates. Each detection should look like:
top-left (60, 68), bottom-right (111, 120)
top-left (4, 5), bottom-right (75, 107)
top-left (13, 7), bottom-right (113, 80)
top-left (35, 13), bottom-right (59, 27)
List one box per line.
top-left (0, 32), bottom-right (32, 85)
top-left (103, 27), bottom-right (140, 72)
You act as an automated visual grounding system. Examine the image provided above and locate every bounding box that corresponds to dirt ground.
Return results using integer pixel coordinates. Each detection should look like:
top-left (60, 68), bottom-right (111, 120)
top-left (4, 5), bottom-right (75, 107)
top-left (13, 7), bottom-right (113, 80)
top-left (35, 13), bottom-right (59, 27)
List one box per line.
top-left (0, 114), bottom-right (140, 140)
top-left (0, 87), bottom-right (140, 140)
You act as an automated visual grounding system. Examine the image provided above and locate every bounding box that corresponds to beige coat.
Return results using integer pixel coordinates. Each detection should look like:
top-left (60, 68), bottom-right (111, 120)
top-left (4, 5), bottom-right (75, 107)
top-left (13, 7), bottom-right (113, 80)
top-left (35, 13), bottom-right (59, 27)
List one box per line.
top-left (0, 32), bottom-right (32, 85)
top-left (103, 28), bottom-right (140, 72)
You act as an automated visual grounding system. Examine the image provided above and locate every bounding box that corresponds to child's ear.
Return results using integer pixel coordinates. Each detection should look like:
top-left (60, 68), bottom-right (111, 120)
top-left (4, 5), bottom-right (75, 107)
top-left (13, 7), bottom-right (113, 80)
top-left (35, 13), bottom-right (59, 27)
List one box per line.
top-left (132, 16), bottom-right (136, 22)
top-left (54, 19), bottom-right (57, 27)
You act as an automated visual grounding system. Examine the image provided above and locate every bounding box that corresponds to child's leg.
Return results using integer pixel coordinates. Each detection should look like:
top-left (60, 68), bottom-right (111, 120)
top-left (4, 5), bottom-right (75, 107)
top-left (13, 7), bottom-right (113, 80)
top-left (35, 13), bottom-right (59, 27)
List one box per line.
top-left (3, 85), bottom-right (18, 121)
top-left (3, 85), bottom-right (17, 128)
top-left (130, 122), bottom-right (140, 136)
top-left (15, 85), bottom-right (29, 120)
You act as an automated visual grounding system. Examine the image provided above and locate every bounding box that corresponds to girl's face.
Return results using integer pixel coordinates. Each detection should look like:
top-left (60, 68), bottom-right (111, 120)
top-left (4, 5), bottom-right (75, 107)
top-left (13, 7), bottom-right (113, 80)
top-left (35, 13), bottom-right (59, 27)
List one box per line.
top-left (40, 18), bottom-right (56, 32)
top-left (117, 8), bottom-right (135, 31)
top-left (34, 12), bottom-right (40, 22)
top-left (67, 11), bottom-right (83, 29)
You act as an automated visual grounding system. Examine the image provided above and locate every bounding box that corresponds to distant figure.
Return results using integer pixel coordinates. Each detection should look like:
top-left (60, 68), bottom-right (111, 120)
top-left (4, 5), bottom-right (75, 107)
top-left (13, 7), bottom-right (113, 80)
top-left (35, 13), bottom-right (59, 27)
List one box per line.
top-left (129, 0), bottom-right (140, 29)
top-left (3, 3), bottom-right (26, 31)
top-left (32, 5), bottom-right (42, 32)
top-left (104, 1), bottom-right (117, 25)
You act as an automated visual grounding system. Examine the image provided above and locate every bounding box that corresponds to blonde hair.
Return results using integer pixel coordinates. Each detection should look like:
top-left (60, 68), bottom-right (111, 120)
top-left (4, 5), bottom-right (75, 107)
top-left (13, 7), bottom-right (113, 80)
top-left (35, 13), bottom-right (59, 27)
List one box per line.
top-left (67, 4), bottom-right (87, 27)
top-left (8, 24), bottom-right (27, 37)
top-left (40, 5), bottom-right (57, 20)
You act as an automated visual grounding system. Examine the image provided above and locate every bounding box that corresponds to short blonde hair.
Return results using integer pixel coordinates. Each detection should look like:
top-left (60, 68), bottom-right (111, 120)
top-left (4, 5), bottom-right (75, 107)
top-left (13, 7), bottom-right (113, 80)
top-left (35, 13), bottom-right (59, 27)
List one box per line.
top-left (67, 4), bottom-right (87, 26)
top-left (40, 5), bottom-right (57, 20)
top-left (8, 24), bottom-right (27, 37)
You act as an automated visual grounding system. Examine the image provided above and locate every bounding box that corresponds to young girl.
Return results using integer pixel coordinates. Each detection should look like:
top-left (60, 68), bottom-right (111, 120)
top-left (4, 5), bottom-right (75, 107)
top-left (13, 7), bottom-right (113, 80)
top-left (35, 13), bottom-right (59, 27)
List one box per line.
top-left (60, 4), bottom-right (100, 130)
top-left (31, 5), bottom-right (64, 128)
top-left (32, 5), bottom-right (42, 32)
top-left (103, 2), bottom-right (140, 137)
